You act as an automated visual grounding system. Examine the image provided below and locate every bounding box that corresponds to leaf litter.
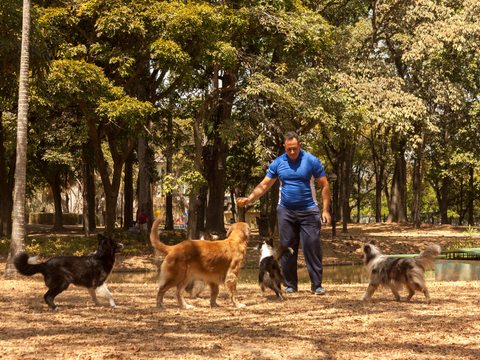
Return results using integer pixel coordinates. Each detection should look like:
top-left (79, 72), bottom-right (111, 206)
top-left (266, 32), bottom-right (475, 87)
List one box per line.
top-left (1, 279), bottom-right (479, 359)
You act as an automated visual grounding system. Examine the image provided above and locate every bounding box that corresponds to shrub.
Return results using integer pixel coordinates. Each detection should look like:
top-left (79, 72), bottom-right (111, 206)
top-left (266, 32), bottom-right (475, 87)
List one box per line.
top-left (445, 225), bottom-right (480, 250)
top-left (0, 228), bottom-right (187, 258)
top-left (29, 212), bottom-right (55, 225)
top-left (29, 212), bottom-right (82, 225)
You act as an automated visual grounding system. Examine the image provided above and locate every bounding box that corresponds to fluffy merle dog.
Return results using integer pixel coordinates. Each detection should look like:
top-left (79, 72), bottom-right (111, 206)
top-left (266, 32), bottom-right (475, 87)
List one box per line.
top-left (255, 238), bottom-right (293, 300)
top-left (14, 234), bottom-right (123, 310)
top-left (356, 241), bottom-right (441, 304)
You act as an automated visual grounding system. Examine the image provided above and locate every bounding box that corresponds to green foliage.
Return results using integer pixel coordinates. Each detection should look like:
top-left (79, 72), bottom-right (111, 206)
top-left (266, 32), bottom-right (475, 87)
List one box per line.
top-left (445, 226), bottom-right (480, 250)
top-left (0, 228), bottom-right (188, 257)
top-left (161, 168), bottom-right (206, 196)
top-left (28, 213), bottom-right (82, 225)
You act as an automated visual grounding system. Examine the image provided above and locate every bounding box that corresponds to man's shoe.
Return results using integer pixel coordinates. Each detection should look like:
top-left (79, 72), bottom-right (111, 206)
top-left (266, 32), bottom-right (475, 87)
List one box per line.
top-left (283, 287), bottom-right (297, 293)
top-left (312, 286), bottom-right (326, 295)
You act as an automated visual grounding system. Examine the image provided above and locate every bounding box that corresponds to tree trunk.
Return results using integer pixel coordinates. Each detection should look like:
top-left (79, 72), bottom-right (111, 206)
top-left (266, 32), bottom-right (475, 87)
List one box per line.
top-left (468, 167), bottom-right (474, 226)
top-left (0, 117), bottom-right (15, 237)
top-left (205, 71), bottom-right (236, 237)
top-left (412, 132), bottom-right (426, 229)
top-left (340, 141), bottom-right (354, 232)
top-left (82, 144), bottom-right (90, 236)
top-left (356, 171), bottom-right (361, 223)
top-left (164, 120), bottom-right (174, 230)
top-left (235, 188), bottom-right (246, 223)
top-left (124, 152), bottom-right (134, 229)
top-left (204, 140), bottom-right (228, 236)
top-left (440, 176), bottom-right (449, 224)
top-left (186, 67), bottom-right (220, 240)
top-left (195, 185), bottom-right (207, 232)
top-left (51, 172), bottom-right (64, 230)
top-left (370, 134), bottom-right (386, 223)
top-left (375, 157), bottom-right (385, 223)
top-left (138, 132), bottom-right (152, 231)
top-left (412, 157), bottom-right (422, 228)
top-left (4, 0), bottom-right (31, 278)
top-left (64, 172), bottom-right (70, 213)
top-left (230, 190), bottom-right (237, 223)
top-left (387, 137), bottom-right (407, 223)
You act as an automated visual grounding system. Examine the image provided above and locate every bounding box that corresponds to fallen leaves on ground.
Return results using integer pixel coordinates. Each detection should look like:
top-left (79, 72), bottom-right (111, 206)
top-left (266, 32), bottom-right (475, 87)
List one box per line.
top-left (1, 280), bottom-right (479, 359)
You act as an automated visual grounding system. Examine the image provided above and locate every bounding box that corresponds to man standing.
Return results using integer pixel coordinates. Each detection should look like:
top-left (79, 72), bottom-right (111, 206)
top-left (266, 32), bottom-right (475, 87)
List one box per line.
top-left (237, 132), bottom-right (331, 294)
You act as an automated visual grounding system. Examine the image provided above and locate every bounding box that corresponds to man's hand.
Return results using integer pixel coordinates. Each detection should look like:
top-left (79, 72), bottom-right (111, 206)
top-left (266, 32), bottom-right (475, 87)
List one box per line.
top-left (322, 211), bottom-right (331, 226)
top-left (236, 197), bottom-right (249, 208)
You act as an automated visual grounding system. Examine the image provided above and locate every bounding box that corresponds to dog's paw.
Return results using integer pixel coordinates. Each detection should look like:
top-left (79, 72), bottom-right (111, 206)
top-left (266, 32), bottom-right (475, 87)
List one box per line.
top-left (210, 302), bottom-right (220, 308)
top-left (288, 247), bottom-right (294, 254)
top-left (95, 301), bottom-right (105, 306)
top-left (53, 307), bottom-right (60, 311)
top-left (236, 303), bottom-right (246, 308)
top-left (185, 304), bottom-right (194, 310)
top-left (156, 302), bottom-right (166, 309)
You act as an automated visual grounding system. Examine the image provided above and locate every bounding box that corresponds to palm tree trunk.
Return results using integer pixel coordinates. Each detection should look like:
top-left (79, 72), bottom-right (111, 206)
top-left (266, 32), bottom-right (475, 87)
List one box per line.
top-left (4, 0), bottom-right (31, 279)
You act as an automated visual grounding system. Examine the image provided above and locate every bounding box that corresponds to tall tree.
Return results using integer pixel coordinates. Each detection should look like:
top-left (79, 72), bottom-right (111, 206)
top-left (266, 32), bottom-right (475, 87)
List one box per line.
top-left (4, 0), bottom-right (31, 278)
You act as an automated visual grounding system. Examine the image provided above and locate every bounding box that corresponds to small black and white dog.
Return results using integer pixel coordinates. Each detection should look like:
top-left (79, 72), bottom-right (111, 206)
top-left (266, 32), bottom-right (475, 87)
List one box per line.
top-left (356, 241), bottom-right (441, 304)
top-left (255, 238), bottom-right (293, 300)
top-left (14, 234), bottom-right (123, 310)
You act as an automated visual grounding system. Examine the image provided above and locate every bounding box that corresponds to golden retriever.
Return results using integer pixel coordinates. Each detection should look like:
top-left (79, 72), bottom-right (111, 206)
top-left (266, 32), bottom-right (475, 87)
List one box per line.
top-left (150, 216), bottom-right (251, 309)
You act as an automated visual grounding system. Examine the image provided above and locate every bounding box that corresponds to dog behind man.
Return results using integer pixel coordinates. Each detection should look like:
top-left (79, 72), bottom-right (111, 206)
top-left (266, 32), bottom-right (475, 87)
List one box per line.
top-left (255, 238), bottom-right (293, 300)
top-left (356, 241), bottom-right (441, 304)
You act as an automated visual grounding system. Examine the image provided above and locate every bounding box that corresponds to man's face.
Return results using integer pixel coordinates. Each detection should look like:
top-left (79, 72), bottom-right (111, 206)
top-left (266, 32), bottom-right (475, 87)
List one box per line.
top-left (284, 138), bottom-right (301, 162)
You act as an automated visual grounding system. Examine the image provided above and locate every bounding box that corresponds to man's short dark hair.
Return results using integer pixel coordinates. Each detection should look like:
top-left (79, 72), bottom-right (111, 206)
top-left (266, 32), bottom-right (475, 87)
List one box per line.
top-left (284, 131), bottom-right (299, 143)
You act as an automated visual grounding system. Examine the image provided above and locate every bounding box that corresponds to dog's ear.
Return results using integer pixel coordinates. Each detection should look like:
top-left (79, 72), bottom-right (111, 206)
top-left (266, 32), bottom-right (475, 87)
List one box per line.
top-left (369, 240), bottom-right (376, 246)
top-left (97, 234), bottom-right (106, 243)
top-left (266, 238), bottom-right (274, 247)
top-left (255, 243), bottom-right (262, 251)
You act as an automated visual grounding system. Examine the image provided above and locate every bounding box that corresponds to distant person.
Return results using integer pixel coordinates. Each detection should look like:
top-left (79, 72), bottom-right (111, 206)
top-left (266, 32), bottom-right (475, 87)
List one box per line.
top-left (128, 220), bottom-right (140, 235)
top-left (41, 207), bottom-right (46, 213)
top-left (237, 131), bottom-right (331, 295)
top-left (138, 209), bottom-right (149, 237)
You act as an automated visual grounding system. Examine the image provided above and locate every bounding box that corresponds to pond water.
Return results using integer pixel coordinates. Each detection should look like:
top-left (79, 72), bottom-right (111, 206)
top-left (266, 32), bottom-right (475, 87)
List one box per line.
top-left (11, 266), bottom-right (435, 285)
top-left (106, 265), bottom-right (370, 285)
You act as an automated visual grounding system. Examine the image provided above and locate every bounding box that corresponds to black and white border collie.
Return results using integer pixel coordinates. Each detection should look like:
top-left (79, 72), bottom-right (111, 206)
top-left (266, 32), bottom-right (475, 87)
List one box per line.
top-left (255, 238), bottom-right (293, 300)
top-left (356, 241), bottom-right (441, 304)
top-left (14, 234), bottom-right (123, 310)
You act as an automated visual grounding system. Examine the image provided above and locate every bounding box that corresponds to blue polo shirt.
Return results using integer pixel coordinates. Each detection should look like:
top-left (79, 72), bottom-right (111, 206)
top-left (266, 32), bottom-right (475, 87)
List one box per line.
top-left (266, 149), bottom-right (325, 210)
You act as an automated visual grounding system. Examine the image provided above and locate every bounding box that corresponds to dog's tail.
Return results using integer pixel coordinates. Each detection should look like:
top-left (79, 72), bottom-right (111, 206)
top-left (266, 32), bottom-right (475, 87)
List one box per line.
top-left (415, 244), bottom-right (442, 270)
top-left (13, 252), bottom-right (44, 276)
top-left (150, 215), bottom-right (171, 256)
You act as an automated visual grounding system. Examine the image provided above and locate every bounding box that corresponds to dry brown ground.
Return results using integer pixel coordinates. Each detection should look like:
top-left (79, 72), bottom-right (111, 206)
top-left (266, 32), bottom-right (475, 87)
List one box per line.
top-left (1, 280), bottom-right (479, 359)
top-left (1, 223), bottom-right (480, 359)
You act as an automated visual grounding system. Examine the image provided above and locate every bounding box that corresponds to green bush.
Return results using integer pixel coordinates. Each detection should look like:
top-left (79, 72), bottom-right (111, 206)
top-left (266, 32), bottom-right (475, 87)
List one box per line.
top-left (0, 238), bottom-right (11, 254)
top-left (0, 228), bottom-right (187, 258)
top-left (29, 212), bottom-right (55, 225)
top-left (445, 225), bottom-right (480, 250)
top-left (29, 212), bottom-right (82, 225)
top-left (62, 213), bottom-right (82, 225)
